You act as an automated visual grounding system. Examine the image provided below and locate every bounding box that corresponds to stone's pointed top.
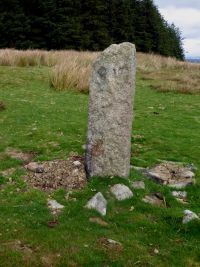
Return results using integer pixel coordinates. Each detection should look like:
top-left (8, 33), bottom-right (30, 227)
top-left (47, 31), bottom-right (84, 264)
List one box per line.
top-left (85, 192), bottom-right (107, 216)
top-left (103, 42), bottom-right (136, 54)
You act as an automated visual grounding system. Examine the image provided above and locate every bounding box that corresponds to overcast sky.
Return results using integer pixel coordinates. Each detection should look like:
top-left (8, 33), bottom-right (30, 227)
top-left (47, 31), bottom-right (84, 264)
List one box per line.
top-left (154, 0), bottom-right (200, 57)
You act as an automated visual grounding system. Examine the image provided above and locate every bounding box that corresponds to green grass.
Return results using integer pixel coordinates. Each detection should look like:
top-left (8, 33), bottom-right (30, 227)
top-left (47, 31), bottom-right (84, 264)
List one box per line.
top-left (0, 66), bottom-right (200, 267)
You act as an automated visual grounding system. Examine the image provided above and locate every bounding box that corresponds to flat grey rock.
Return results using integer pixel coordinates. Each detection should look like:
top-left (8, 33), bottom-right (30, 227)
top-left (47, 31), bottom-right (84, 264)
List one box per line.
top-left (144, 162), bottom-right (195, 188)
top-left (131, 181), bottom-right (145, 189)
top-left (85, 192), bottom-right (107, 216)
top-left (86, 42), bottom-right (136, 178)
top-left (182, 210), bottom-right (199, 224)
top-left (110, 184), bottom-right (133, 201)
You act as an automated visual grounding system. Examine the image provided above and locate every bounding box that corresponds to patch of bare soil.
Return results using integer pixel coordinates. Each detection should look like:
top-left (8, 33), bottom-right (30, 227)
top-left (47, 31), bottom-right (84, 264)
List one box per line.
top-left (24, 156), bottom-right (87, 191)
top-left (4, 240), bottom-right (35, 256)
top-left (5, 148), bottom-right (36, 164)
top-left (97, 237), bottom-right (123, 259)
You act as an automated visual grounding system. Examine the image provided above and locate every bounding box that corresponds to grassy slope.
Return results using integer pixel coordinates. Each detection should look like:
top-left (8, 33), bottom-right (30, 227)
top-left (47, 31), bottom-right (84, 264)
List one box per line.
top-left (0, 66), bottom-right (200, 267)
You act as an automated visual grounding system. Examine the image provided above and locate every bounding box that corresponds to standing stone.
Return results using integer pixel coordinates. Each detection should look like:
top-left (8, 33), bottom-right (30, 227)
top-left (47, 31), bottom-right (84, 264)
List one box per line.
top-left (86, 42), bottom-right (136, 178)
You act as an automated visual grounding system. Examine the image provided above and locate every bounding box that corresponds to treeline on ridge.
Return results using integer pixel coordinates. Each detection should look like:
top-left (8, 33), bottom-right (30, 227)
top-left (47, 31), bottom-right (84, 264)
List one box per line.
top-left (0, 0), bottom-right (184, 59)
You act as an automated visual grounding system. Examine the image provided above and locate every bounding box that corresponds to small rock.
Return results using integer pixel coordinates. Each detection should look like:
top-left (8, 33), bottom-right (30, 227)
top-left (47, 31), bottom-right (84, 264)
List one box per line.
top-left (129, 206), bottom-right (135, 211)
top-left (143, 193), bottom-right (165, 207)
top-left (131, 181), bottom-right (145, 190)
top-left (172, 191), bottom-right (187, 203)
top-left (182, 210), bottom-right (199, 224)
top-left (107, 239), bottom-right (122, 246)
top-left (25, 162), bottom-right (44, 173)
top-left (89, 217), bottom-right (109, 226)
top-left (73, 161), bottom-right (82, 167)
top-left (154, 248), bottom-right (159, 254)
top-left (172, 191), bottom-right (187, 200)
top-left (110, 184), bottom-right (133, 201)
top-left (82, 144), bottom-right (86, 150)
top-left (47, 199), bottom-right (64, 215)
top-left (85, 192), bottom-right (107, 216)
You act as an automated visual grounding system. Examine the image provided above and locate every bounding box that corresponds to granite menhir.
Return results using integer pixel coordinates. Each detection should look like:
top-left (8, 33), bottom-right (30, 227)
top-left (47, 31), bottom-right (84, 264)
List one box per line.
top-left (86, 43), bottom-right (136, 178)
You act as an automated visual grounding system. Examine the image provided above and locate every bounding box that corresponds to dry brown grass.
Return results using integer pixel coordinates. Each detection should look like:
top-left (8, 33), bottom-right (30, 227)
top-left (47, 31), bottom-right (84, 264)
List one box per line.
top-left (137, 52), bottom-right (200, 94)
top-left (0, 49), bottom-right (200, 94)
top-left (50, 52), bottom-right (98, 92)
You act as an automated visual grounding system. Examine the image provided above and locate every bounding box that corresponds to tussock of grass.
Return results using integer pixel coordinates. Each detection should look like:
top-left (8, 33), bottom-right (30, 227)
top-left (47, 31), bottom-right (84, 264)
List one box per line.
top-left (50, 53), bottom-right (97, 92)
top-left (0, 49), bottom-right (200, 94)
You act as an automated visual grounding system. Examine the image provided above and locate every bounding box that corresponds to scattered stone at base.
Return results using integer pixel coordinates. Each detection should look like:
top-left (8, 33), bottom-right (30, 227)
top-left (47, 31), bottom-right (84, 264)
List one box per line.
top-left (47, 199), bottom-right (64, 215)
top-left (143, 193), bottom-right (165, 207)
top-left (73, 160), bottom-right (82, 167)
top-left (131, 181), bottom-right (145, 190)
top-left (182, 210), bottom-right (199, 224)
top-left (89, 217), bottom-right (109, 227)
top-left (25, 162), bottom-right (45, 173)
top-left (85, 192), bottom-right (107, 216)
top-left (110, 184), bottom-right (133, 201)
top-left (172, 191), bottom-right (187, 204)
top-left (144, 162), bottom-right (195, 188)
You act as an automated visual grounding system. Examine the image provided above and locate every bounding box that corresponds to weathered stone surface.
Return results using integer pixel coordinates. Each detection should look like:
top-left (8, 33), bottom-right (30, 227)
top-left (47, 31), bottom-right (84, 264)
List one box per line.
top-left (144, 162), bottom-right (195, 188)
top-left (86, 42), bottom-right (136, 178)
top-left (182, 210), bottom-right (199, 224)
top-left (85, 192), bottom-right (107, 216)
top-left (131, 181), bottom-right (145, 190)
top-left (110, 184), bottom-right (133, 201)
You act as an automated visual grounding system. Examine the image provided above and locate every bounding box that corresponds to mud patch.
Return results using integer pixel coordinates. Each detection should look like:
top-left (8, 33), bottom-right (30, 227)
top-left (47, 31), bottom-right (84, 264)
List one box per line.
top-left (24, 156), bottom-right (87, 191)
